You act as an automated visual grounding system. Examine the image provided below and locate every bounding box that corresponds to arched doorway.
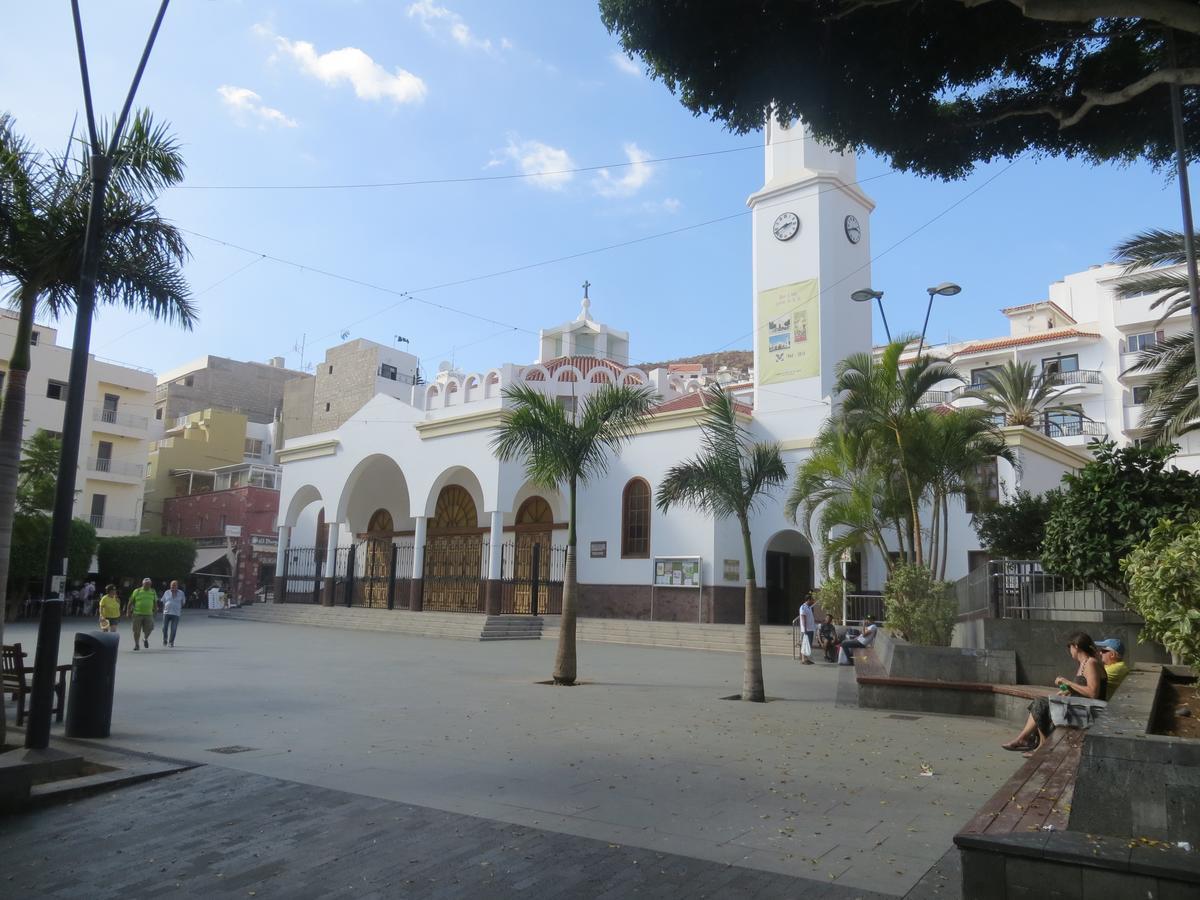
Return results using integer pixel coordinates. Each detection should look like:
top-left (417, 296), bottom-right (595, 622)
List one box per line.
top-left (512, 496), bottom-right (553, 614)
top-left (763, 530), bottom-right (814, 625)
top-left (424, 485), bottom-right (485, 612)
top-left (355, 508), bottom-right (393, 608)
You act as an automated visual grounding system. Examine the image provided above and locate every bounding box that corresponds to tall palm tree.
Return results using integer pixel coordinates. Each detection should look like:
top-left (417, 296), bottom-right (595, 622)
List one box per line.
top-left (1115, 229), bottom-right (1198, 442)
top-left (656, 385), bottom-right (787, 702)
top-left (0, 111), bottom-right (193, 739)
top-left (835, 338), bottom-right (960, 567)
top-left (493, 381), bottom-right (656, 685)
top-left (961, 360), bottom-right (1082, 428)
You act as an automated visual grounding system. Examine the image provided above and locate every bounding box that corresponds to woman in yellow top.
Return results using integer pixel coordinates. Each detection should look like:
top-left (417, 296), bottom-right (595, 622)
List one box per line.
top-left (98, 585), bottom-right (122, 632)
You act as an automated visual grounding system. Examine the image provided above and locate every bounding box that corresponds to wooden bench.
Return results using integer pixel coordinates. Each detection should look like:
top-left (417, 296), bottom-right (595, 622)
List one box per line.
top-left (957, 727), bottom-right (1083, 838)
top-left (2, 642), bottom-right (71, 727)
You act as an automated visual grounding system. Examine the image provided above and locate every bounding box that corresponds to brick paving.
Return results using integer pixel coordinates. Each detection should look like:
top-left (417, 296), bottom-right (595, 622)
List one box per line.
top-left (1, 765), bottom-right (890, 899)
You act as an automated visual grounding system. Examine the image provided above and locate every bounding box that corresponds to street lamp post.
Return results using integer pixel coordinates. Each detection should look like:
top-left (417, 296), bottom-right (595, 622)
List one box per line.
top-left (850, 288), bottom-right (891, 343)
top-left (917, 282), bottom-right (962, 359)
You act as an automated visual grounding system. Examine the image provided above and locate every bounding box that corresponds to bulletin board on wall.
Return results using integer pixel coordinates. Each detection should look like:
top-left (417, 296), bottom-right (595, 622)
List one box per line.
top-left (651, 556), bottom-right (703, 623)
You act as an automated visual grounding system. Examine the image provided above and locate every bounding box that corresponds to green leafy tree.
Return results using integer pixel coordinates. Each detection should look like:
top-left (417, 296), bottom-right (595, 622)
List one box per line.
top-left (600, 2), bottom-right (1200, 179)
top-left (1122, 518), bottom-right (1200, 668)
top-left (0, 110), bottom-right (194, 678)
top-left (972, 489), bottom-right (1061, 560)
top-left (962, 360), bottom-right (1083, 428)
top-left (1042, 440), bottom-right (1200, 592)
top-left (656, 385), bottom-right (787, 702)
top-left (96, 536), bottom-right (197, 588)
top-left (492, 382), bottom-right (657, 685)
top-left (6, 516), bottom-right (96, 622)
top-left (883, 563), bottom-right (957, 647)
top-left (17, 429), bottom-right (63, 515)
top-left (1115, 229), bottom-right (1198, 442)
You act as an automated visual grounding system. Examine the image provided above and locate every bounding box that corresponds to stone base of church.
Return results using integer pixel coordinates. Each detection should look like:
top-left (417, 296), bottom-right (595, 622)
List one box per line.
top-left (409, 578), bottom-right (424, 612)
top-left (576, 584), bottom-right (764, 624)
top-left (484, 579), bottom-right (501, 615)
top-left (321, 577), bottom-right (336, 607)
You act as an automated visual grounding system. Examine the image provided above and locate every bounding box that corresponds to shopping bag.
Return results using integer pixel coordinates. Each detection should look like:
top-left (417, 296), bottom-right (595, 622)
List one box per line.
top-left (1048, 695), bottom-right (1106, 729)
top-left (800, 632), bottom-right (812, 658)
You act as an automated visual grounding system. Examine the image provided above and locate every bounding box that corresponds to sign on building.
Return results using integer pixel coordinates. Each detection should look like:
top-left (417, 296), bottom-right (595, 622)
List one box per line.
top-left (224, 524), bottom-right (243, 538)
top-left (757, 278), bottom-right (820, 385)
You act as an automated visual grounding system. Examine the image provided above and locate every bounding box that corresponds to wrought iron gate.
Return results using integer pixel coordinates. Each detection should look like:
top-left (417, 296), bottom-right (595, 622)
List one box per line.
top-left (350, 540), bottom-right (415, 609)
top-left (499, 541), bottom-right (565, 615)
top-left (422, 537), bottom-right (486, 613)
top-left (280, 547), bottom-right (322, 604)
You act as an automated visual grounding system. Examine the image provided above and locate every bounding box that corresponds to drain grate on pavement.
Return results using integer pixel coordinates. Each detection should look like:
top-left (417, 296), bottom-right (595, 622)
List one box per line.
top-left (206, 745), bottom-right (258, 754)
top-left (886, 714), bottom-right (922, 721)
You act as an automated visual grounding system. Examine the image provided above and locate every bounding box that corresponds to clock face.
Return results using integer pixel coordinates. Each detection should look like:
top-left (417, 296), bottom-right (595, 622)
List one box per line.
top-left (844, 215), bottom-right (862, 244)
top-left (772, 212), bottom-right (800, 242)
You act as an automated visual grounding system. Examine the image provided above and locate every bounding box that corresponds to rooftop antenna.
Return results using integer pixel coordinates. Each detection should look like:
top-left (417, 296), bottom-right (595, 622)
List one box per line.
top-left (293, 333), bottom-right (307, 372)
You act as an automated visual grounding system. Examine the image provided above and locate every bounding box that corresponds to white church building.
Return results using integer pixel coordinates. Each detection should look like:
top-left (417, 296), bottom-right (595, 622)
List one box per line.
top-left (272, 121), bottom-right (1088, 625)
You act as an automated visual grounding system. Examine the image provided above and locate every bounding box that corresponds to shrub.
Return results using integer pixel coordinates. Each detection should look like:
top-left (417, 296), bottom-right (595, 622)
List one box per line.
top-left (810, 575), bottom-right (847, 623)
top-left (1121, 518), bottom-right (1200, 669)
top-left (883, 563), bottom-right (956, 646)
top-left (971, 488), bottom-right (1059, 559)
top-left (5, 514), bottom-right (97, 620)
top-left (97, 535), bottom-right (196, 587)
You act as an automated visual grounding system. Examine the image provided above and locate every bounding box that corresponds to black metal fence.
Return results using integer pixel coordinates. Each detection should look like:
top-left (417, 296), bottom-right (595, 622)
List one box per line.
top-left (422, 538), bottom-right (488, 613)
top-left (280, 547), bottom-right (323, 604)
top-left (955, 559), bottom-right (1131, 621)
top-left (498, 541), bottom-right (566, 615)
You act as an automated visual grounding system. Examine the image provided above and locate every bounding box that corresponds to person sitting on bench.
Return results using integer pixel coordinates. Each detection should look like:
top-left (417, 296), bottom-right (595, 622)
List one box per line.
top-left (838, 615), bottom-right (878, 664)
top-left (1002, 631), bottom-right (1107, 756)
top-left (817, 614), bottom-right (839, 663)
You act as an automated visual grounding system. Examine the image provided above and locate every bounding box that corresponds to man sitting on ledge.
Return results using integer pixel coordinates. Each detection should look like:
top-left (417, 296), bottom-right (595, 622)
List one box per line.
top-left (1096, 637), bottom-right (1130, 699)
top-left (838, 615), bottom-right (878, 665)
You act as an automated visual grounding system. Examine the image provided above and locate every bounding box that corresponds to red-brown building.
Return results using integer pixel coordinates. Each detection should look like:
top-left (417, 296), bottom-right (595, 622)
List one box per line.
top-left (161, 464), bottom-right (280, 603)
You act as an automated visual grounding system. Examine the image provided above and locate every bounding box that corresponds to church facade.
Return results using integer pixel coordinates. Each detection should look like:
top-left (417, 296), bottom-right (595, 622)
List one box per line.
top-left (273, 121), bottom-right (1085, 624)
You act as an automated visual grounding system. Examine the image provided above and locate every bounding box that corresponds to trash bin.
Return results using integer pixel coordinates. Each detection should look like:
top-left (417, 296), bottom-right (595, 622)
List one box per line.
top-left (65, 631), bottom-right (120, 738)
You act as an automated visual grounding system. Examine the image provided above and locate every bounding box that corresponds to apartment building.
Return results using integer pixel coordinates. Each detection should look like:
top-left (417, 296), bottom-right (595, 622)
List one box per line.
top-left (282, 338), bottom-right (419, 440)
top-left (155, 354), bottom-right (309, 425)
top-left (916, 262), bottom-right (1200, 471)
top-left (0, 310), bottom-right (155, 536)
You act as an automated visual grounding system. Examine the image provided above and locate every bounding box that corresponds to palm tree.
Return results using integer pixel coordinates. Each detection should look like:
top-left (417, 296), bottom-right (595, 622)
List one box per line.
top-left (961, 360), bottom-right (1082, 429)
top-left (786, 423), bottom-right (904, 573)
top-left (0, 111), bottom-right (193, 739)
top-left (493, 382), bottom-right (656, 685)
top-left (1114, 229), bottom-right (1198, 442)
top-left (835, 338), bottom-right (960, 567)
top-left (919, 409), bottom-right (1014, 579)
top-left (656, 385), bottom-right (787, 702)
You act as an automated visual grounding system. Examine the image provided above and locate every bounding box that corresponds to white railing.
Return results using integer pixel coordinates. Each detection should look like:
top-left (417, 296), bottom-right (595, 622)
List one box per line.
top-left (89, 514), bottom-right (138, 532)
top-left (93, 407), bottom-right (149, 430)
top-left (88, 457), bottom-right (144, 478)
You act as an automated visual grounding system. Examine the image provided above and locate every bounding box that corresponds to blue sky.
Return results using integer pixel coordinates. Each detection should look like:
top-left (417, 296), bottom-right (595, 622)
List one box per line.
top-left (2, 1), bottom-right (1190, 379)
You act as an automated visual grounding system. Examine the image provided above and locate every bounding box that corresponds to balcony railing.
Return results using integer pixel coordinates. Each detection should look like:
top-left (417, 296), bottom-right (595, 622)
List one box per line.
top-left (93, 407), bottom-right (149, 430)
top-left (89, 514), bottom-right (138, 532)
top-left (1042, 419), bottom-right (1106, 439)
top-left (1041, 369), bottom-right (1102, 388)
top-left (88, 457), bottom-right (144, 478)
top-left (918, 390), bottom-right (953, 407)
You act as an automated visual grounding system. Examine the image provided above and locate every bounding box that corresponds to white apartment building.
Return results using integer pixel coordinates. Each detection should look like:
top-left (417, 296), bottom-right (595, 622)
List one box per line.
top-left (0, 311), bottom-right (156, 535)
top-left (917, 263), bottom-right (1200, 472)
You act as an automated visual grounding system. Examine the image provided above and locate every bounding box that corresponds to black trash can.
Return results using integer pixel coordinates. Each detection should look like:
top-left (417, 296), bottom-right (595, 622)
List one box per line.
top-left (65, 631), bottom-right (120, 738)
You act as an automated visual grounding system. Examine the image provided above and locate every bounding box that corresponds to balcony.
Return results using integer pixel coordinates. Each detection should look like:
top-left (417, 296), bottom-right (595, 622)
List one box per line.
top-left (1041, 369), bottom-right (1102, 389)
top-left (89, 514), bottom-right (138, 533)
top-left (93, 407), bottom-right (149, 432)
top-left (87, 457), bottom-right (144, 479)
top-left (918, 390), bottom-right (953, 407)
top-left (1042, 420), bottom-right (1107, 440)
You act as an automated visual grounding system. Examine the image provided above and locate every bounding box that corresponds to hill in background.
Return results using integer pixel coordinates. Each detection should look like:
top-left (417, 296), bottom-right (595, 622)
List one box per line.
top-left (637, 349), bottom-right (752, 374)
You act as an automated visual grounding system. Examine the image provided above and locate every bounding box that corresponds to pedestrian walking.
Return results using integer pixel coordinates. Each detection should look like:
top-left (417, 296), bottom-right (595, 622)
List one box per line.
top-left (81, 580), bottom-right (97, 617)
top-left (798, 596), bottom-right (816, 665)
top-left (126, 578), bottom-right (158, 651)
top-left (160, 579), bottom-right (186, 647)
top-left (98, 584), bottom-right (121, 633)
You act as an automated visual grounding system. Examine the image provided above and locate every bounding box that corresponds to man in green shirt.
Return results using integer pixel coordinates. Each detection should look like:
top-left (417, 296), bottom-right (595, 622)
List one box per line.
top-left (126, 578), bottom-right (158, 651)
top-left (1096, 638), bottom-right (1130, 699)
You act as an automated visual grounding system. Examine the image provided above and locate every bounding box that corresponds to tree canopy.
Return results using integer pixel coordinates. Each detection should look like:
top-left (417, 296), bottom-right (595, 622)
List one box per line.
top-left (599, 1), bottom-right (1200, 178)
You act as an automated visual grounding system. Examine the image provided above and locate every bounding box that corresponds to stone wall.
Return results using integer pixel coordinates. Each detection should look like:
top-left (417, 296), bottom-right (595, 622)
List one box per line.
top-left (162, 356), bottom-right (305, 424)
top-left (310, 342), bottom-right (379, 434)
top-left (955, 617), bottom-right (1168, 686)
top-left (577, 584), bottom-right (760, 624)
top-left (280, 376), bottom-right (316, 443)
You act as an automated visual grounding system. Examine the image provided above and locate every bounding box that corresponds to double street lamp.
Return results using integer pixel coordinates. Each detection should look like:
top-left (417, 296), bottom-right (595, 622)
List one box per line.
top-left (851, 282), bottom-right (962, 358)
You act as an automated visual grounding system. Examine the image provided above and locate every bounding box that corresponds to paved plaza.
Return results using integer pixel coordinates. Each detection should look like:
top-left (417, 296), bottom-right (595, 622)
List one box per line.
top-left (3, 613), bottom-right (1017, 896)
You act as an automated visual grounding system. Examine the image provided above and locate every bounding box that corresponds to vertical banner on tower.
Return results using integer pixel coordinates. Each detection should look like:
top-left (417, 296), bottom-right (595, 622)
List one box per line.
top-left (757, 279), bottom-right (820, 385)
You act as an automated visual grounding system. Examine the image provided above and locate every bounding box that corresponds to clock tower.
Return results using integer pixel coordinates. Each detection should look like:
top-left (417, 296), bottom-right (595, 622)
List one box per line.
top-left (748, 116), bottom-right (875, 436)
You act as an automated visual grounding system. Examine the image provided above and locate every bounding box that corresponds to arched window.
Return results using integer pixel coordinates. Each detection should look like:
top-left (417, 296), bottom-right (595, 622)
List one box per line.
top-left (621, 479), bottom-right (651, 558)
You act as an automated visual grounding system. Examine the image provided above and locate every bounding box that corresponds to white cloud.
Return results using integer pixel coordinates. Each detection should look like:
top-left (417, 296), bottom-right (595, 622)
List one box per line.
top-left (642, 197), bottom-right (682, 215)
top-left (593, 143), bottom-right (653, 198)
top-left (407, 1), bottom-right (506, 54)
top-left (610, 52), bottom-right (641, 77)
top-left (217, 85), bottom-right (297, 128)
top-left (257, 26), bottom-right (427, 104)
top-left (492, 136), bottom-right (576, 190)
